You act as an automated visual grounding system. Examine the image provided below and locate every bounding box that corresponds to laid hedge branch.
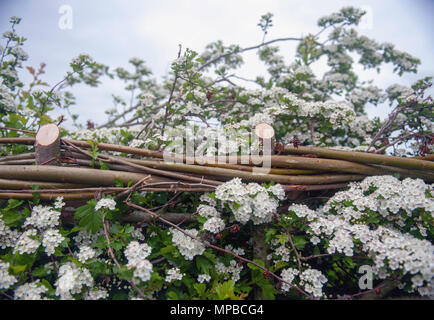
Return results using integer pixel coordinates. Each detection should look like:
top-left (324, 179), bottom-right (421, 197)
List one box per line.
top-left (68, 152), bottom-right (366, 185)
top-left (1, 137), bottom-right (432, 172)
top-left (0, 134), bottom-right (432, 201)
top-left (0, 165), bottom-right (173, 186)
top-left (62, 139), bottom-right (223, 187)
top-left (0, 178), bottom-right (90, 190)
top-left (281, 145), bottom-right (434, 171)
top-left (121, 211), bottom-right (197, 223)
top-left (0, 191), bottom-right (115, 200)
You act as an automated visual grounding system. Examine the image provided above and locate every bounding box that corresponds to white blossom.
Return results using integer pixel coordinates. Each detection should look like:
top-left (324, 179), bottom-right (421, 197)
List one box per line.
top-left (170, 228), bottom-right (205, 260)
top-left (95, 198), bottom-right (116, 211)
top-left (14, 280), bottom-right (47, 300)
top-left (0, 261), bottom-right (17, 289)
top-left (165, 267), bottom-right (184, 282)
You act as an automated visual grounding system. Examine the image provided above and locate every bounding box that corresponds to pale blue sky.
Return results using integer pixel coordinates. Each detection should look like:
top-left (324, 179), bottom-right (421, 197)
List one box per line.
top-left (1, 0), bottom-right (433, 128)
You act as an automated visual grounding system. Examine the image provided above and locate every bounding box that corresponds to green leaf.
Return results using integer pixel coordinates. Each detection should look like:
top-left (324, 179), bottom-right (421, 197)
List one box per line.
top-left (41, 279), bottom-right (55, 295)
top-left (265, 228), bottom-right (277, 243)
top-left (32, 265), bottom-right (50, 277)
top-left (124, 225), bottom-right (134, 234)
top-left (167, 291), bottom-right (179, 300)
top-left (109, 223), bottom-right (120, 234)
top-left (292, 235), bottom-right (308, 250)
top-left (114, 178), bottom-right (124, 187)
top-left (215, 280), bottom-right (235, 300)
top-left (5, 199), bottom-right (24, 210)
top-left (1, 208), bottom-right (24, 226)
top-left (74, 200), bottom-right (103, 234)
top-left (194, 283), bottom-right (206, 297)
top-left (160, 245), bottom-right (175, 254)
top-left (99, 160), bottom-right (110, 170)
top-left (195, 256), bottom-right (212, 273)
top-left (260, 283), bottom-right (277, 300)
top-left (10, 264), bottom-right (27, 274)
top-left (113, 265), bottom-right (133, 280)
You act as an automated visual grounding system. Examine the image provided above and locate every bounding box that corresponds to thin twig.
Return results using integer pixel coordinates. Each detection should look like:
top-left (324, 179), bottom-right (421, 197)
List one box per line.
top-left (161, 44), bottom-right (182, 135)
top-left (287, 233), bottom-right (302, 272)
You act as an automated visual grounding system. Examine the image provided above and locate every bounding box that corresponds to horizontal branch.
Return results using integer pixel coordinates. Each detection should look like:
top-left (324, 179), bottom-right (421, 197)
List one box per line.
top-left (0, 165), bottom-right (173, 186)
top-left (0, 178), bottom-right (90, 190)
top-left (0, 191), bottom-right (114, 200)
top-left (198, 36), bottom-right (303, 71)
top-left (121, 211), bottom-right (196, 223)
top-left (281, 145), bottom-right (434, 171)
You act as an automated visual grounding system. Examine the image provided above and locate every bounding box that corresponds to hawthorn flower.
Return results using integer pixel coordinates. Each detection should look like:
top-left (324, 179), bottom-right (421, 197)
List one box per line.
top-left (170, 228), bottom-right (205, 260)
top-left (54, 196), bottom-right (65, 209)
top-left (197, 274), bottom-right (211, 283)
top-left (0, 261), bottom-right (17, 289)
top-left (14, 280), bottom-right (48, 300)
top-left (203, 217), bottom-right (225, 234)
top-left (77, 245), bottom-right (97, 263)
top-left (124, 241), bottom-right (153, 282)
top-left (165, 267), bottom-right (184, 282)
top-left (24, 205), bottom-right (61, 230)
top-left (0, 218), bottom-right (20, 249)
top-left (55, 262), bottom-right (94, 300)
top-left (42, 229), bottom-right (64, 256)
top-left (210, 178), bottom-right (284, 225)
top-left (14, 229), bottom-right (40, 255)
top-left (95, 198), bottom-right (116, 211)
top-left (85, 287), bottom-right (109, 300)
top-left (280, 268), bottom-right (299, 292)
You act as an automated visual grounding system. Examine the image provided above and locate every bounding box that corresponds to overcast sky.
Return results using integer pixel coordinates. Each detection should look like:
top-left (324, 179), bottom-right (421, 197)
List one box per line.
top-left (1, 0), bottom-right (433, 128)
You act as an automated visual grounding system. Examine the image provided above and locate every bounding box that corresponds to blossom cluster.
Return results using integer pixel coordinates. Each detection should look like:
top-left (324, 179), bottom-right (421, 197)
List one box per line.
top-left (95, 198), bottom-right (117, 211)
top-left (124, 241), bottom-right (153, 282)
top-left (216, 260), bottom-right (244, 282)
top-left (322, 175), bottom-right (433, 238)
top-left (287, 176), bottom-right (434, 296)
top-left (199, 178), bottom-right (285, 226)
top-left (0, 218), bottom-right (21, 249)
top-left (170, 228), bottom-right (205, 260)
top-left (55, 262), bottom-right (94, 300)
top-left (0, 261), bottom-right (17, 289)
top-left (165, 267), bottom-right (184, 283)
top-left (197, 274), bottom-right (211, 283)
top-left (280, 267), bottom-right (328, 298)
top-left (10, 202), bottom-right (65, 256)
top-left (14, 280), bottom-right (48, 300)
